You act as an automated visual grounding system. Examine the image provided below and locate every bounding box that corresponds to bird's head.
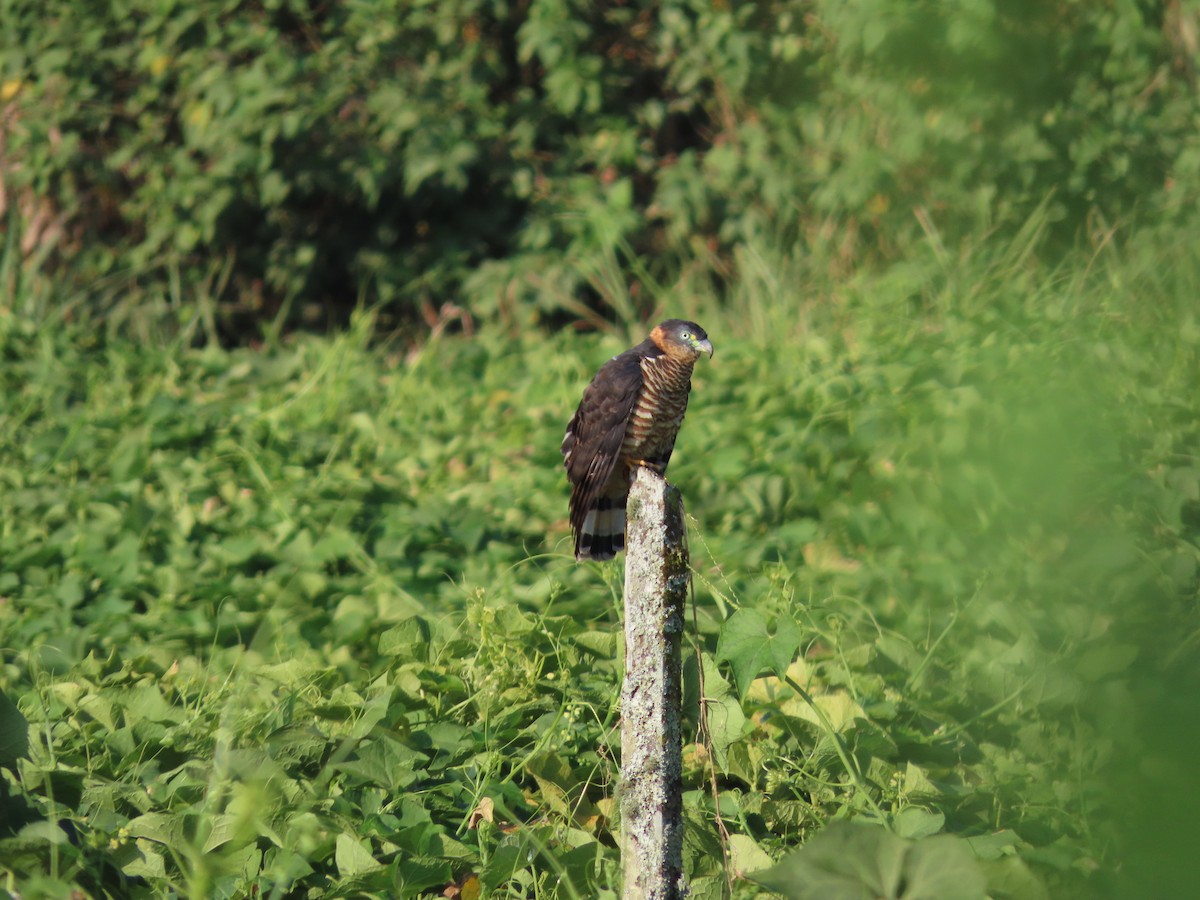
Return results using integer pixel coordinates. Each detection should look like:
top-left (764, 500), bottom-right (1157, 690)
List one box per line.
top-left (650, 319), bottom-right (714, 361)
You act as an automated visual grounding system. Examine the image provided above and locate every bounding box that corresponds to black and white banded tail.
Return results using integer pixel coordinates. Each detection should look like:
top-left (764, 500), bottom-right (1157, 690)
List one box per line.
top-left (576, 490), bottom-right (627, 560)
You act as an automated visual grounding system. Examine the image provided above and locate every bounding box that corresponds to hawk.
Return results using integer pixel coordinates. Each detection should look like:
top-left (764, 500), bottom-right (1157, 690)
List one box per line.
top-left (562, 319), bottom-right (713, 560)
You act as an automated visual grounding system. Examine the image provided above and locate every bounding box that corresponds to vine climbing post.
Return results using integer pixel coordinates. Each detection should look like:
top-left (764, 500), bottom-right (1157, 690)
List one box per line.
top-left (620, 466), bottom-right (689, 900)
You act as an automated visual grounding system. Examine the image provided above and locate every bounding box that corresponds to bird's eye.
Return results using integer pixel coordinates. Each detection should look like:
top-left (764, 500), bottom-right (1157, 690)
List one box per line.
top-left (680, 331), bottom-right (691, 339)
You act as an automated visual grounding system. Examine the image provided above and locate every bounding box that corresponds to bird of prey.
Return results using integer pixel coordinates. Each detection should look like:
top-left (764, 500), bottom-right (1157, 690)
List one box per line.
top-left (562, 319), bottom-right (713, 560)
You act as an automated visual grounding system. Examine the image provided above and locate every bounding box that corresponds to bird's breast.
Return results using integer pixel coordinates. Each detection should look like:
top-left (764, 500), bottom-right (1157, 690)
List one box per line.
top-left (621, 356), bottom-right (694, 462)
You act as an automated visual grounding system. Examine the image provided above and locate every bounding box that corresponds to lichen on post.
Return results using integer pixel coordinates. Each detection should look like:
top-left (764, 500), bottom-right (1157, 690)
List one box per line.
top-left (620, 466), bottom-right (688, 900)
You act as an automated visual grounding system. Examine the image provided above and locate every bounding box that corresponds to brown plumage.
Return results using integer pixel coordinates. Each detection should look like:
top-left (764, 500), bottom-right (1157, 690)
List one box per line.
top-left (562, 319), bottom-right (713, 560)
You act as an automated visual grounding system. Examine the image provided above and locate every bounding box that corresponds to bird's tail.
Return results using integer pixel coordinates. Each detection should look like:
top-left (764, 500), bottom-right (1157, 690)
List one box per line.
top-left (575, 488), bottom-right (627, 560)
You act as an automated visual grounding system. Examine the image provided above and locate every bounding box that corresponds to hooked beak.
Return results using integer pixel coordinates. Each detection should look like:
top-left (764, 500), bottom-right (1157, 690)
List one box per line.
top-left (696, 338), bottom-right (714, 358)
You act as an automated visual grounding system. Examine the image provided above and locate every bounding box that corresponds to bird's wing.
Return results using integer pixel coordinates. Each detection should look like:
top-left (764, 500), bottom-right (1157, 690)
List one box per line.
top-left (562, 348), bottom-right (644, 533)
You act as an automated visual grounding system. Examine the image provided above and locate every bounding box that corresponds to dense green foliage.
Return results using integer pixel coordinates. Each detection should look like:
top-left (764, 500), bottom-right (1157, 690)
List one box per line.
top-left (2, 227), bottom-right (1197, 896)
top-left (3, 1), bottom-right (1199, 895)
top-left (4, 0), bottom-right (1199, 330)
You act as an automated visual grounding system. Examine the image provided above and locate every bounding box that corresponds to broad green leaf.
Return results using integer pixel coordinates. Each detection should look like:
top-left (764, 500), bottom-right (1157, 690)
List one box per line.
top-left (479, 843), bottom-right (525, 892)
top-left (728, 833), bottom-right (775, 876)
top-left (123, 840), bottom-right (169, 879)
top-left (335, 832), bottom-right (381, 876)
top-left (893, 807), bottom-right (944, 840)
top-left (687, 875), bottom-right (728, 900)
top-left (379, 616), bottom-right (432, 659)
top-left (256, 659), bottom-right (316, 687)
top-left (393, 855), bottom-right (455, 895)
top-left (977, 856), bottom-right (1050, 900)
top-left (691, 653), bottom-right (749, 768)
top-left (120, 685), bottom-right (181, 725)
top-left (572, 630), bottom-right (617, 657)
top-left (715, 608), bottom-right (803, 696)
top-left (781, 690), bottom-right (865, 732)
top-left (903, 835), bottom-right (989, 899)
top-left (201, 813), bottom-right (244, 852)
top-left (17, 821), bottom-right (73, 845)
top-left (964, 830), bottom-right (1020, 860)
top-left (903, 762), bottom-right (938, 798)
top-left (78, 693), bottom-right (119, 731)
top-left (126, 813), bottom-right (187, 853)
top-left (750, 821), bottom-right (987, 900)
top-left (334, 735), bottom-right (426, 791)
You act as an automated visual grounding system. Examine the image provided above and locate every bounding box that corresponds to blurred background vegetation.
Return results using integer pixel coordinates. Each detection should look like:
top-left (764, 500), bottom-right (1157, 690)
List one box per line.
top-left (4, 0), bottom-right (1198, 335)
top-left (2, 1), bottom-right (1199, 897)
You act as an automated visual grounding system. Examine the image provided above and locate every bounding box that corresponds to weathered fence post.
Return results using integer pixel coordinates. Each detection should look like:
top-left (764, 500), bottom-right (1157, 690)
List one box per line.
top-left (621, 466), bottom-right (688, 900)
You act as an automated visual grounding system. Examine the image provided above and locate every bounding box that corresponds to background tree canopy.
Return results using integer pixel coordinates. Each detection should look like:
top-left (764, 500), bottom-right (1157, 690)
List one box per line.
top-left (4, 0), bottom-right (1198, 333)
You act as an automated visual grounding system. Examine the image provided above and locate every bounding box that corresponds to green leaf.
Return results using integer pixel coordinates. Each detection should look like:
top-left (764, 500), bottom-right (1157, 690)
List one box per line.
top-left (125, 813), bottom-right (187, 854)
top-left (120, 685), bottom-right (180, 725)
top-left (750, 821), bottom-right (987, 900)
top-left (728, 833), bottom-right (775, 876)
top-left (689, 653), bottom-right (749, 768)
top-left (0, 689), bottom-right (29, 767)
top-left (334, 735), bottom-right (427, 791)
top-left (903, 835), bottom-right (989, 899)
top-left (893, 807), bottom-right (945, 840)
top-left (335, 832), bottom-right (381, 877)
top-left (978, 856), bottom-right (1050, 900)
top-left (395, 854), bottom-right (454, 895)
top-left (122, 841), bottom-right (169, 879)
top-left (201, 813), bottom-right (244, 852)
top-left (964, 830), bottom-right (1020, 860)
top-left (379, 616), bottom-right (432, 659)
top-left (715, 608), bottom-right (803, 696)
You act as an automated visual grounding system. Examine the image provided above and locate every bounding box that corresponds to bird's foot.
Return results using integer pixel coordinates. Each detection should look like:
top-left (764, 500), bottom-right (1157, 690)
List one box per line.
top-left (628, 459), bottom-right (665, 476)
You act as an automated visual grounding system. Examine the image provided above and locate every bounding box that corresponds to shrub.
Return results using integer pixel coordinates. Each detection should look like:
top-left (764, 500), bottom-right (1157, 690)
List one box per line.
top-left (2, 0), bottom-right (1197, 335)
